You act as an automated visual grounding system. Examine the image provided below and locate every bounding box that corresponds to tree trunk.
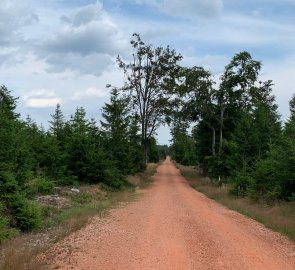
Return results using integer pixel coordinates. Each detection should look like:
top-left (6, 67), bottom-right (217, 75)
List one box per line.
top-left (219, 108), bottom-right (224, 156)
top-left (141, 118), bottom-right (148, 164)
top-left (212, 127), bottom-right (216, 156)
top-left (143, 141), bottom-right (148, 164)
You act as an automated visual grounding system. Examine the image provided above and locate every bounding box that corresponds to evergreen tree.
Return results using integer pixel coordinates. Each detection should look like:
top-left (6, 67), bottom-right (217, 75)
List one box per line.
top-left (0, 85), bottom-right (19, 172)
top-left (101, 89), bottom-right (131, 174)
top-left (46, 104), bottom-right (69, 182)
top-left (0, 86), bottom-right (43, 233)
top-left (49, 104), bottom-right (65, 140)
top-left (280, 95), bottom-right (295, 198)
top-left (66, 107), bottom-right (91, 182)
top-left (170, 120), bottom-right (196, 166)
top-left (101, 89), bottom-right (144, 174)
top-left (127, 115), bottom-right (145, 172)
top-left (226, 82), bottom-right (281, 197)
top-left (147, 137), bottom-right (160, 163)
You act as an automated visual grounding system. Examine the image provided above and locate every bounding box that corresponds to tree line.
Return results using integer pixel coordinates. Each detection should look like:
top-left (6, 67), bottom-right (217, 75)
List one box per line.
top-left (0, 85), bottom-right (162, 240)
top-left (0, 33), bottom-right (294, 241)
top-left (170, 52), bottom-right (295, 203)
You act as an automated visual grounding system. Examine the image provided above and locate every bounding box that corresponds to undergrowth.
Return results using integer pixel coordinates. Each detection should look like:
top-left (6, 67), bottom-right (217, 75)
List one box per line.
top-left (0, 163), bottom-right (158, 270)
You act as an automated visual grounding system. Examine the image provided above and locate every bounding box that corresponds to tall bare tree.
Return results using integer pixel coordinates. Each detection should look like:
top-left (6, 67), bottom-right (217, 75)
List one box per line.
top-left (116, 33), bottom-right (182, 162)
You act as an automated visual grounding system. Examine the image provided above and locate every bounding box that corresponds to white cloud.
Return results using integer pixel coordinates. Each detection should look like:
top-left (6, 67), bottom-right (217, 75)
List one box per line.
top-left (44, 18), bottom-right (123, 56)
top-left (25, 98), bottom-right (61, 108)
top-left (71, 87), bottom-right (109, 101)
top-left (0, 1), bottom-right (39, 47)
top-left (60, 1), bottom-right (104, 27)
top-left (24, 89), bottom-right (56, 99)
top-left (0, 1), bottom-right (40, 68)
top-left (38, 1), bottom-right (127, 75)
top-left (23, 89), bottom-right (61, 108)
top-left (45, 52), bottom-right (114, 76)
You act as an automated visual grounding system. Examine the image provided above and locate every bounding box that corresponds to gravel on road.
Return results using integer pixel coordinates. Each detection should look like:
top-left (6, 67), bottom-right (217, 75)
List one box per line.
top-left (47, 157), bottom-right (295, 270)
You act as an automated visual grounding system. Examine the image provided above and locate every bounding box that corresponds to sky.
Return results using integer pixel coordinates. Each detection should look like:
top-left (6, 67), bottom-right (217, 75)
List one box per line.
top-left (1, 0), bottom-right (295, 144)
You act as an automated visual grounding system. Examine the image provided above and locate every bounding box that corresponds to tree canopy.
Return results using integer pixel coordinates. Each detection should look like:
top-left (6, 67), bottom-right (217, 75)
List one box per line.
top-left (116, 33), bottom-right (182, 162)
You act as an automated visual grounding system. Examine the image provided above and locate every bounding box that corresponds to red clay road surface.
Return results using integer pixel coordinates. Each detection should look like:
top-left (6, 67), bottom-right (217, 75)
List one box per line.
top-left (47, 157), bottom-right (295, 270)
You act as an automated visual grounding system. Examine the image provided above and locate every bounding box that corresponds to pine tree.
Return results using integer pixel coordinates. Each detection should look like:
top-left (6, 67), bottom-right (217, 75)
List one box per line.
top-left (127, 115), bottom-right (145, 172)
top-left (46, 104), bottom-right (69, 182)
top-left (0, 85), bottom-right (21, 179)
top-left (49, 104), bottom-right (65, 140)
top-left (281, 95), bottom-right (295, 198)
top-left (66, 107), bottom-right (91, 182)
top-left (101, 88), bottom-right (134, 174)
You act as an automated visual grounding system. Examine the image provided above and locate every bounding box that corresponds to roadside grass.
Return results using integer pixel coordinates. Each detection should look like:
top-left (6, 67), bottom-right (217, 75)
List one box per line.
top-left (177, 164), bottom-right (295, 242)
top-left (0, 163), bottom-right (158, 270)
top-left (128, 162), bottom-right (159, 189)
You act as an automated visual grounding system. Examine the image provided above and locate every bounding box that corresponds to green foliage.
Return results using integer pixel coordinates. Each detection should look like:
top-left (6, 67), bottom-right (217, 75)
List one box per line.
top-left (101, 88), bottom-right (145, 175)
top-left (0, 204), bottom-right (19, 243)
top-left (0, 83), bottom-right (147, 238)
top-left (246, 96), bottom-right (295, 202)
top-left (102, 168), bottom-right (126, 190)
top-left (0, 85), bottom-right (19, 119)
top-left (70, 193), bottom-right (93, 205)
top-left (229, 173), bottom-right (255, 197)
top-left (25, 176), bottom-right (55, 197)
top-left (0, 171), bottom-right (20, 196)
top-left (174, 52), bottom-right (293, 203)
top-left (10, 195), bottom-right (43, 231)
top-left (158, 145), bottom-right (169, 160)
top-left (170, 120), bottom-right (197, 166)
top-left (117, 33), bottom-right (182, 163)
top-left (0, 215), bottom-right (18, 243)
top-left (147, 137), bottom-right (160, 163)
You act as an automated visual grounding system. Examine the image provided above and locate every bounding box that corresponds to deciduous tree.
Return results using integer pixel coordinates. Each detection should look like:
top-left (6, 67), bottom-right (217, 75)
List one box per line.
top-left (116, 33), bottom-right (182, 162)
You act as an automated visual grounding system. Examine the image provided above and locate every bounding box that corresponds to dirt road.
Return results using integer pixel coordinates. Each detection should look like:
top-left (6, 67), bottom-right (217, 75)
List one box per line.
top-left (47, 157), bottom-right (295, 270)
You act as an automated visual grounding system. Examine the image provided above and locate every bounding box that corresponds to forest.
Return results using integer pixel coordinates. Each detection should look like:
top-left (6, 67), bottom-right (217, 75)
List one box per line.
top-left (0, 34), bottom-right (294, 242)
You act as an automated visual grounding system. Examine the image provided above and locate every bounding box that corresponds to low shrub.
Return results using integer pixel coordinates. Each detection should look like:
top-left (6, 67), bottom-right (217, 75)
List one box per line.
top-left (0, 203), bottom-right (19, 243)
top-left (102, 169), bottom-right (126, 190)
top-left (0, 215), bottom-right (18, 243)
top-left (229, 173), bottom-right (254, 197)
top-left (70, 193), bottom-right (93, 205)
top-left (10, 195), bottom-right (43, 231)
top-left (0, 171), bottom-right (19, 197)
top-left (25, 176), bottom-right (55, 197)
